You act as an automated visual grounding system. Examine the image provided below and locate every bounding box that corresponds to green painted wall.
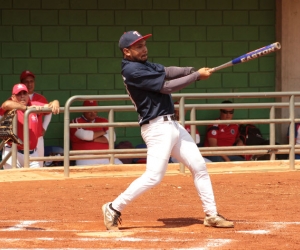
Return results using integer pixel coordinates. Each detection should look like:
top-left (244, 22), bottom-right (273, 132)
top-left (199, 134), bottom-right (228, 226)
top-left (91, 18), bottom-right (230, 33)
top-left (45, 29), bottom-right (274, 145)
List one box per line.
top-left (0, 0), bottom-right (276, 146)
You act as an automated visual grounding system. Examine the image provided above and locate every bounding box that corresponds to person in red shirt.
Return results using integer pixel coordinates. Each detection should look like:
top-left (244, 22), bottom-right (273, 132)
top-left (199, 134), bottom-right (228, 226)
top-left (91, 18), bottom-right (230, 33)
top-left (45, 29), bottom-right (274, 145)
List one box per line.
top-left (204, 100), bottom-right (244, 162)
top-left (20, 70), bottom-right (52, 167)
top-left (1, 83), bottom-right (60, 169)
top-left (70, 100), bottom-right (123, 165)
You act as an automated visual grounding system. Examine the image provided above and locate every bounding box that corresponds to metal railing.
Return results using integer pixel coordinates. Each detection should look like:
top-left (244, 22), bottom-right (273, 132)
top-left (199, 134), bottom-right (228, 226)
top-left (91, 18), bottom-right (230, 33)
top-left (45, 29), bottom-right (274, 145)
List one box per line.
top-left (18, 91), bottom-right (300, 177)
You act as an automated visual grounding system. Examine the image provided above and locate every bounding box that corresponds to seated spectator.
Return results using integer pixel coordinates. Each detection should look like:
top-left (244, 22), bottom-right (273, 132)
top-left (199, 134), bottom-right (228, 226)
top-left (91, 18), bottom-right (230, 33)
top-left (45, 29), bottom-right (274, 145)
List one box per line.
top-left (287, 123), bottom-right (300, 159)
top-left (1, 83), bottom-right (60, 169)
top-left (171, 101), bottom-right (211, 163)
top-left (203, 100), bottom-right (244, 162)
top-left (70, 100), bottom-right (123, 165)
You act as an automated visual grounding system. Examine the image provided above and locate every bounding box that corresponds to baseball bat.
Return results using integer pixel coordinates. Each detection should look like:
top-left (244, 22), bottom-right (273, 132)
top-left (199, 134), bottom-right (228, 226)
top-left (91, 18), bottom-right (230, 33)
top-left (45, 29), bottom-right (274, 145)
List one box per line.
top-left (209, 42), bottom-right (281, 72)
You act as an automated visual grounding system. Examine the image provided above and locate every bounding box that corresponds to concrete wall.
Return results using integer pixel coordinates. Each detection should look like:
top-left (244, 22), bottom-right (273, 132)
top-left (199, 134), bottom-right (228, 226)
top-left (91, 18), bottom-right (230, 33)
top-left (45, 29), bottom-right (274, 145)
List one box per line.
top-left (276, 0), bottom-right (300, 143)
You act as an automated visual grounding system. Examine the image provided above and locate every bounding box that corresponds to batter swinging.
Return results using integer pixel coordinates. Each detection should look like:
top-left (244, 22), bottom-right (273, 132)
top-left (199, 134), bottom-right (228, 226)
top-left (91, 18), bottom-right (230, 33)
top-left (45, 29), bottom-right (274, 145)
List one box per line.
top-left (102, 31), bottom-right (234, 230)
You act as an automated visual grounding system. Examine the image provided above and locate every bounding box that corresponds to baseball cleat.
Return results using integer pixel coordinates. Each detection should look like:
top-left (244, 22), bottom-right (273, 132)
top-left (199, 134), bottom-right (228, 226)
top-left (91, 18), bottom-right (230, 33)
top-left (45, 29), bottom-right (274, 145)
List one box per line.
top-left (102, 202), bottom-right (122, 230)
top-left (204, 214), bottom-right (234, 228)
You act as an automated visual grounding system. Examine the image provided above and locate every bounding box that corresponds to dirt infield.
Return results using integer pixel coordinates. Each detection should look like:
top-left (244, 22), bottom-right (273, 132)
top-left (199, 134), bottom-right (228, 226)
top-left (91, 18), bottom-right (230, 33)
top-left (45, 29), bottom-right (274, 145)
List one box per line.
top-left (0, 161), bottom-right (300, 249)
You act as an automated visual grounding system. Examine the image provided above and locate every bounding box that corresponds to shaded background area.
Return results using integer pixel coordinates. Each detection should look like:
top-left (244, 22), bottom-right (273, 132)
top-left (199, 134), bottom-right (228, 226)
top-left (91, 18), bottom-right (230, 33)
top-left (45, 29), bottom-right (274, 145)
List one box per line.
top-left (0, 0), bottom-right (277, 147)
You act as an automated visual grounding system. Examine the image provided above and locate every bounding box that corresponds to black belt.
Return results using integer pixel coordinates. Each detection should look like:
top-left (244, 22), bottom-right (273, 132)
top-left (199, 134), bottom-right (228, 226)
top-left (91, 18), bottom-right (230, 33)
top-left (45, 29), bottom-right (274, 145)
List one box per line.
top-left (143, 114), bottom-right (176, 125)
top-left (5, 145), bottom-right (35, 154)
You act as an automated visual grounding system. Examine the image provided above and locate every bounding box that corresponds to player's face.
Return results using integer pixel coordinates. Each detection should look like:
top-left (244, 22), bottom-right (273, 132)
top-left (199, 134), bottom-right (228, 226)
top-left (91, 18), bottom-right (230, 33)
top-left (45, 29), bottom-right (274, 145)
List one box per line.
top-left (124, 40), bottom-right (148, 62)
top-left (220, 109), bottom-right (234, 120)
top-left (22, 76), bottom-right (35, 94)
top-left (83, 111), bottom-right (97, 122)
top-left (12, 91), bottom-right (29, 106)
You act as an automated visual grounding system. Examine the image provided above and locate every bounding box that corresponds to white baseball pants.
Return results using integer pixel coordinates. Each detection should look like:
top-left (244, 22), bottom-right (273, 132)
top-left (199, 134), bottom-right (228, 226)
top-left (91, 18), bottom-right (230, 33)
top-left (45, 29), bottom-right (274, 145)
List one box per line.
top-left (112, 115), bottom-right (217, 216)
top-left (36, 136), bottom-right (45, 167)
top-left (2, 146), bottom-right (40, 169)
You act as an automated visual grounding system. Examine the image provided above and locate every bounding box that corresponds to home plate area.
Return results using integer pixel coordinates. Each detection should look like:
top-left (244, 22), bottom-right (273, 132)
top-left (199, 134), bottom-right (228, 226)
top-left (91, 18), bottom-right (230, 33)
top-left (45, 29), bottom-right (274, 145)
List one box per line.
top-left (0, 219), bottom-right (300, 249)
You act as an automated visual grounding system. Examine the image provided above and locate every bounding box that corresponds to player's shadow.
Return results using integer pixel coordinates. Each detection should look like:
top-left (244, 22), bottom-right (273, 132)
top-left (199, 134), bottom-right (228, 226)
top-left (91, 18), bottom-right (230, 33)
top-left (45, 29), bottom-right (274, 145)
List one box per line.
top-left (157, 217), bottom-right (204, 228)
top-left (121, 217), bottom-right (203, 230)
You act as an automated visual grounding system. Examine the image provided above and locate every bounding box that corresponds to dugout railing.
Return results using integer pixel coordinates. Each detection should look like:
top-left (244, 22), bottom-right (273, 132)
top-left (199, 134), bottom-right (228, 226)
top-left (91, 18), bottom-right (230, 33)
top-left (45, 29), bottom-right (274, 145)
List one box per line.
top-left (17, 92), bottom-right (300, 177)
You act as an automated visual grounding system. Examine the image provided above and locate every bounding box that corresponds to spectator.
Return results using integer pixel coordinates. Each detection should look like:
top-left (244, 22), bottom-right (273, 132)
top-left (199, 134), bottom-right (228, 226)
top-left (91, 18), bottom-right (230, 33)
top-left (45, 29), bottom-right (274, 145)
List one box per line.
top-left (172, 101), bottom-right (211, 163)
top-left (70, 100), bottom-right (123, 165)
top-left (1, 83), bottom-right (60, 169)
top-left (287, 123), bottom-right (300, 159)
top-left (204, 100), bottom-right (244, 162)
top-left (20, 70), bottom-right (52, 167)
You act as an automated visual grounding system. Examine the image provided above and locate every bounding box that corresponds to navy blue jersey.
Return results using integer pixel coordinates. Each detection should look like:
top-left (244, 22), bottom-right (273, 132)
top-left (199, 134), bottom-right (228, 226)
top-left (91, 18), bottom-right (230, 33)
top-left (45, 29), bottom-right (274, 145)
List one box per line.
top-left (121, 59), bottom-right (174, 125)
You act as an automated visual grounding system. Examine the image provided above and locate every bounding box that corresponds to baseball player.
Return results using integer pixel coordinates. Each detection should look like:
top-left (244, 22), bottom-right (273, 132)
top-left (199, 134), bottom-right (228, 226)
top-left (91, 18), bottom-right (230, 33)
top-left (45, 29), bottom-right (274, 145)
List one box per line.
top-left (1, 83), bottom-right (59, 169)
top-left (102, 31), bottom-right (234, 230)
top-left (20, 70), bottom-right (52, 167)
top-left (70, 100), bottom-right (123, 165)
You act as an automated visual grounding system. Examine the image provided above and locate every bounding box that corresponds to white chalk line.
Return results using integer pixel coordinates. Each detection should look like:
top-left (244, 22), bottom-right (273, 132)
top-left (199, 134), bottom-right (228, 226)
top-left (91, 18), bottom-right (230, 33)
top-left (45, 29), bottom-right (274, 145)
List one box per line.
top-left (0, 219), bottom-right (233, 250)
top-left (2, 220), bottom-right (38, 231)
top-left (1, 220), bottom-right (300, 250)
top-left (1, 220), bottom-right (299, 233)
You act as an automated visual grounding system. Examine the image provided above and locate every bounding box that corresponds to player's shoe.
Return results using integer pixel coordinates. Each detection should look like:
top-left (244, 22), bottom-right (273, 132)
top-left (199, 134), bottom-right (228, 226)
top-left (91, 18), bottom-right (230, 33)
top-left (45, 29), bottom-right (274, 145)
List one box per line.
top-left (102, 202), bottom-right (122, 230)
top-left (204, 214), bottom-right (234, 228)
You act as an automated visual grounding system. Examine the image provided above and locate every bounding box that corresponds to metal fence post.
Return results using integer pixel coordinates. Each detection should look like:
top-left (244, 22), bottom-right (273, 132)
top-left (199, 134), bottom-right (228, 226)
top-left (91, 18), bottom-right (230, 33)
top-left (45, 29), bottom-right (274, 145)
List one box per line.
top-left (269, 106), bottom-right (276, 160)
top-left (64, 100), bottom-right (71, 177)
top-left (289, 95), bottom-right (295, 170)
top-left (108, 109), bottom-right (115, 164)
top-left (11, 113), bottom-right (18, 168)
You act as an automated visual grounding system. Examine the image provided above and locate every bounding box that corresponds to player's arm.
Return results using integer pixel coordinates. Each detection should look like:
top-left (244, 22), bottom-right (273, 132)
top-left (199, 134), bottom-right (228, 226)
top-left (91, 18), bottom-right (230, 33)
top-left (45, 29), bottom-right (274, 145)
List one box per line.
top-left (94, 129), bottom-right (116, 143)
top-left (160, 68), bottom-right (212, 94)
top-left (30, 100), bottom-right (60, 114)
top-left (94, 133), bottom-right (108, 143)
top-left (236, 138), bottom-right (244, 146)
top-left (45, 100), bottom-right (60, 114)
top-left (93, 130), bottom-right (108, 143)
top-left (75, 129), bottom-right (105, 141)
top-left (42, 113), bottom-right (52, 134)
top-left (1, 100), bottom-right (27, 111)
top-left (164, 67), bottom-right (196, 79)
top-left (207, 137), bottom-right (231, 162)
top-left (75, 128), bottom-right (116, 144)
